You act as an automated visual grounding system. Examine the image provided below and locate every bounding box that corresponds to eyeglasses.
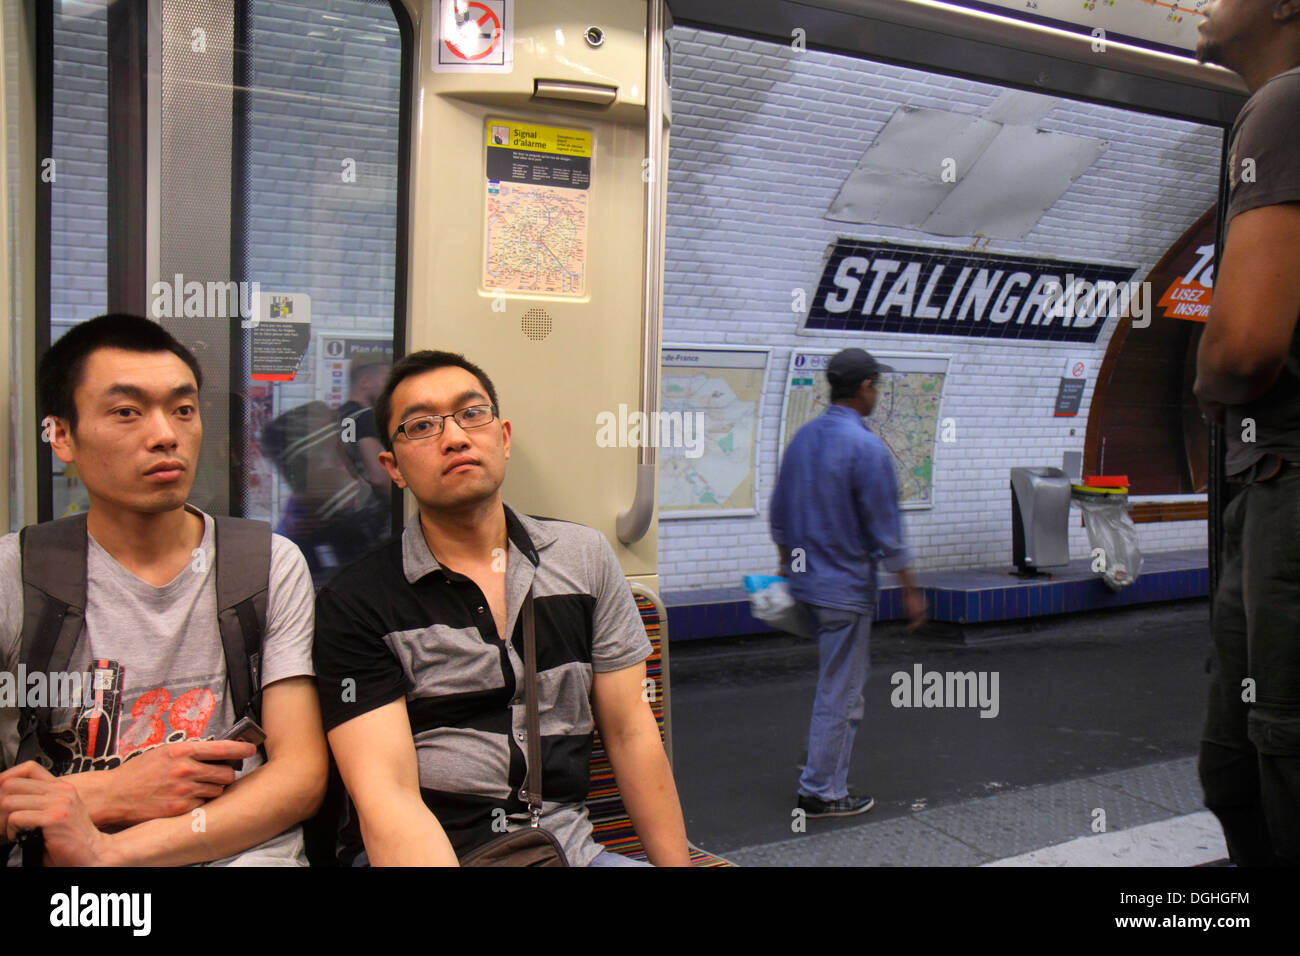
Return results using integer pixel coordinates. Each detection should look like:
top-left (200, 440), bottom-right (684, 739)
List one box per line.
top-left (392, 404), bottom-right (498, 442)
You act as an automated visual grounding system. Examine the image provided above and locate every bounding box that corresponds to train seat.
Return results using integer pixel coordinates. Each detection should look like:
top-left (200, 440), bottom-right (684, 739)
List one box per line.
top-left (585, 585), bottom-right (733, 866)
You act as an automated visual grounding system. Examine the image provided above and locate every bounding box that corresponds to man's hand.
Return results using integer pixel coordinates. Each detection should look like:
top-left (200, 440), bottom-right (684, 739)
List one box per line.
top-left (1193, 378), bottom-right (1227, 426)
top-left (112, 739), bottom-right (255, 821)
top-left (894, 569), bottom-right (927, 632)
top-left (73, 738), bottom-right (256, 826)
top-left (903, 587), bottom-right (927, 632)
top-left (0, 762), bottom-right (119, 865)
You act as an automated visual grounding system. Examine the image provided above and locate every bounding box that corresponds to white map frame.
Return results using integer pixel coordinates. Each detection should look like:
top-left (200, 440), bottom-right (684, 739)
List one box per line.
top-left (778, 349), bottom-right (952, 511)
top-left (658, 344), bottom-right (771, 520)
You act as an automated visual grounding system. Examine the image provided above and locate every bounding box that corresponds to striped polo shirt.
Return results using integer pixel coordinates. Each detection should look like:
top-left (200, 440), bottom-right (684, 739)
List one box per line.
top-left (313, 503), bottom-right (650, 866)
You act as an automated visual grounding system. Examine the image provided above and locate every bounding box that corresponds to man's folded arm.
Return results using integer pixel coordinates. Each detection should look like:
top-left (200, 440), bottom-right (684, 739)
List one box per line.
top-left (326, 698), bottom-right (459, 866)
top-left (98, 675), bottom-right (328, 866)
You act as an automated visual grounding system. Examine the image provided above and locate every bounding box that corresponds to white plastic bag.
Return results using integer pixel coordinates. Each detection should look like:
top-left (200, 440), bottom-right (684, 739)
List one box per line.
top-left (744, 574), bottom-right (814, 637)
top-left (1074, 495), bottom-right (1143, 591)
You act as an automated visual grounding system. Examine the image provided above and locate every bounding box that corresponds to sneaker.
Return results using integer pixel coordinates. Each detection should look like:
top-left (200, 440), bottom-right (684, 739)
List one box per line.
top-left (796, 790), bottom-right (875, 818)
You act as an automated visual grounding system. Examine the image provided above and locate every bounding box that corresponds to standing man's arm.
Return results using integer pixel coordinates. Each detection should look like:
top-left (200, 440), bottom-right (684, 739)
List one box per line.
top-left (855, 448), bottom-right (926, 630)
top-left (1195, 204), bottom-right (1300, 411)
top-left (313, 584), bottom-right (458, 866)
top-left (770, 451), bottom-right (794, 575)
top-left (593, 662), bottom-right (690, 866)
top-left (1195, 75), bottom-right (1300, 417)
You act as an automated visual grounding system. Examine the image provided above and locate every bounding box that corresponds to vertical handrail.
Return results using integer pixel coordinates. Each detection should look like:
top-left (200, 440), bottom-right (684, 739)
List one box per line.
top-left (616, 0), bottom-right (665, 545)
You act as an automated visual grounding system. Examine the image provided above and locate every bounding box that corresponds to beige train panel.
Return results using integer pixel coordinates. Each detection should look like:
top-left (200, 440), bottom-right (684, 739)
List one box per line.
top-left (404, 0), bottom-right (660, 577)
top-left (419, 1), bottom-right (648, 116)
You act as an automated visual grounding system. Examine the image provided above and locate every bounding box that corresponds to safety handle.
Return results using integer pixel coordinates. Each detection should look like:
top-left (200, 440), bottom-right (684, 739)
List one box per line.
top-left (616, 0), bottom-right (667, 545)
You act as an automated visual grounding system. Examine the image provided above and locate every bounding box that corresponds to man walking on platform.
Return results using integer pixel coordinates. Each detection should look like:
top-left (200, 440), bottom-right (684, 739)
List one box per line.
top-left (1194, 0), bottom-right (1300, 865)
top-left (769, 348), bottom-right (926, 819)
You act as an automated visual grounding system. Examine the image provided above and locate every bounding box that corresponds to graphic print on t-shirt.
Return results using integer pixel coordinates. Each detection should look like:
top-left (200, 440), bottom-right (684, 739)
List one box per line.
top-left (42, 657), bottom-right (219, 776)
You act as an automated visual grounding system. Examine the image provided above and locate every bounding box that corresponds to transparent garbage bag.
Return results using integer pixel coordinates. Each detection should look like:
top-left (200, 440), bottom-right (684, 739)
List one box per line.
top-left (1073, 494), bottom-right (1143, 591)
top-left (743, 574), bottom-right (814, 638)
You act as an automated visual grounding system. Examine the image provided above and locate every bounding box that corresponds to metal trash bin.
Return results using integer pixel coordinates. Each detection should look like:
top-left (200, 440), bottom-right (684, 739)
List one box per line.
top-left (1010, 467), bottom-right (1072, 574)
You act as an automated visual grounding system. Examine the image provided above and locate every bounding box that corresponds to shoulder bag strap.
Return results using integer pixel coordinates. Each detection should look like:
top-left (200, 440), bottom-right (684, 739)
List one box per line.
top-left (522, 587), bottom-right (544, 827)
top-left (17, 515), bottom-right (90, 766)
top-left (213, 516), bottom-right (271, 719)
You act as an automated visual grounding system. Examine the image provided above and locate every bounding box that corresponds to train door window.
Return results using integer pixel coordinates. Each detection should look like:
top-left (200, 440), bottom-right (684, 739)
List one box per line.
top-left (236, 0), bottom-right (407, 587)
top-left (38, 0), bottom-right (410, 587)
top-left (47, 1), bottom-right (111, 519)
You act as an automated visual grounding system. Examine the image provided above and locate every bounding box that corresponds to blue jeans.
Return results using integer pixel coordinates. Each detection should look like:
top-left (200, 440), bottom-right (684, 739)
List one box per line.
top-left (798, 603), bottom-right (873, 802)
top-left (588, 849), bottom-right (653, 867)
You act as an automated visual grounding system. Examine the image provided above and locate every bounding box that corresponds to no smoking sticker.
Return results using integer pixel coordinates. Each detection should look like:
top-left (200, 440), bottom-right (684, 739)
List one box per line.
top-left (434, 0), bottom-right (512, 73)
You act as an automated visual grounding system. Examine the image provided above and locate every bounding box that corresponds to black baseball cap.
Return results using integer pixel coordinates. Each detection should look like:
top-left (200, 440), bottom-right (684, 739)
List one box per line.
top-left (826, 348), bottom-right (892, 387)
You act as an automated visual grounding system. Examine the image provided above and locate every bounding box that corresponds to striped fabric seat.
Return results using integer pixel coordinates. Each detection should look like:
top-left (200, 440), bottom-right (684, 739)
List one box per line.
top-left (586, 588), bottom-right (733, 867)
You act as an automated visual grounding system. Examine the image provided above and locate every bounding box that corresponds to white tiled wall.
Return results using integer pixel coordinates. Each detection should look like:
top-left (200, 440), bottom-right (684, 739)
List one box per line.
top-left (658, 27), bottom-right (1220, 593)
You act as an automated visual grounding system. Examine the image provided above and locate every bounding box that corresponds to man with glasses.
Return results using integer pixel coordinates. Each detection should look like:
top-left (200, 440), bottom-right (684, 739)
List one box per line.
top-left (311, 350), bottom-right (691, 866)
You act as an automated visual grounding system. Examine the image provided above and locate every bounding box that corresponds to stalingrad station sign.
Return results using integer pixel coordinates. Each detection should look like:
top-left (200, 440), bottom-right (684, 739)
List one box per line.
top-left (802, 238), bottom-right (1138, 344)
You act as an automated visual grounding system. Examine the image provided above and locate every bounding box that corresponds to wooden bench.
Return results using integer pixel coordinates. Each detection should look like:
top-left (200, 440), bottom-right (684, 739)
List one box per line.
top-left (585, 583), bottom-right (733, 866)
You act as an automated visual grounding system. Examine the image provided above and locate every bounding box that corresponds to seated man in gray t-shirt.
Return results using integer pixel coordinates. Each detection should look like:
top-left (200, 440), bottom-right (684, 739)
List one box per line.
top-left (0, 314), bottom-right (326, 865)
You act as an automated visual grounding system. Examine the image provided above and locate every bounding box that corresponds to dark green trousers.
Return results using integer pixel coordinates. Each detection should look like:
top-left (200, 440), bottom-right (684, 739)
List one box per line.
top-left (1199, 464), bottom-right (1300, 865)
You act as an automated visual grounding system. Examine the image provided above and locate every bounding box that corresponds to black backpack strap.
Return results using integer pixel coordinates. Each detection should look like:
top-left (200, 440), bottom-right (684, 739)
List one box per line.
top-left (214, 517), bottom-right (272, 721)
top-left (17, 515), bottom-right (90, 766)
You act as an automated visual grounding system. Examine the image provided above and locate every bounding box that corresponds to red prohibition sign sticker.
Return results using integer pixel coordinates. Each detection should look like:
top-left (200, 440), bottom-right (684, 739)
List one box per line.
top-left (1072, 362), bottom-right (1086, 378)
top-left (445, 2), bottom-right (501, 61)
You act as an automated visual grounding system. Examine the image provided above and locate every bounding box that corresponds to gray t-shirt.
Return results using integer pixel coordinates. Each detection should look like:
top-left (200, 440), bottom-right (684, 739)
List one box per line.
top-left (1223, 65), bottom-right (1300, 475)
top-left (0, 506), bottom-right (316, 866)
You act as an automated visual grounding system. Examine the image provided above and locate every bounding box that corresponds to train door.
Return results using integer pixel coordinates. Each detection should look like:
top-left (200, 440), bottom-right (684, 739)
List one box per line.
top-left (399, 0), bottom-right (669, 591)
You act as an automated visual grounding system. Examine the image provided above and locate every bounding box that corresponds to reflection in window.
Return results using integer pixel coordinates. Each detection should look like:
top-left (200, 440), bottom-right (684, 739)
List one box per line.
top-left (239, 0), bottom-right (402, 586)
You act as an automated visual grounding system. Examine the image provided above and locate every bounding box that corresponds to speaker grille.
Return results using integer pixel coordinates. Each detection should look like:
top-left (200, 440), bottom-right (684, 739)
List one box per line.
top-left (521, 308), bottom-right (552, 340)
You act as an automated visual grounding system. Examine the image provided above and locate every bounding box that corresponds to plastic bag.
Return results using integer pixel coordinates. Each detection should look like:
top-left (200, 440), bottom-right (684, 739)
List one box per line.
top-left (744, 574), bottom-right (814, 637)
top-left (1073, 495), bottom-right (1143, 591)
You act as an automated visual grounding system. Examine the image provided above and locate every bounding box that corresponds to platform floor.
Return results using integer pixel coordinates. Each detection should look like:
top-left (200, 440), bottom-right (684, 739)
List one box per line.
top-left (722, 757), bottom-right (1223, 866)
top-left (668, 597), bottom-right (1223, 865)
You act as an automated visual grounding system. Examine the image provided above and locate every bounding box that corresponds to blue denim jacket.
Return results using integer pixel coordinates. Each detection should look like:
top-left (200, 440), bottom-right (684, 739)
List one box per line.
top-left (768, 404), bottom-right (911, 613)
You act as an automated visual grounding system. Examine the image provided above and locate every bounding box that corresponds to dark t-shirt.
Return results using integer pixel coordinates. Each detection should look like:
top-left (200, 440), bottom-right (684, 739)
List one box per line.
top-left (1223, 66), bottom-right (1300, 475)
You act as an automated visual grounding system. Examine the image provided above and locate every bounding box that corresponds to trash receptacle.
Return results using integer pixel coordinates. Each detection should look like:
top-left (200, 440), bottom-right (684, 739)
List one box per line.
top-left (1071, 479), bottom-right (1143, 591)
top-left (1010, 467), bottom-right (1072, 574)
